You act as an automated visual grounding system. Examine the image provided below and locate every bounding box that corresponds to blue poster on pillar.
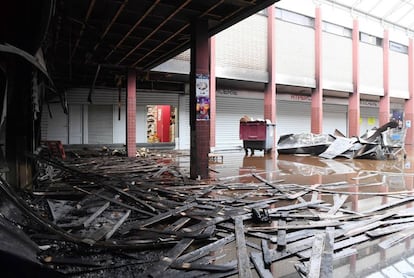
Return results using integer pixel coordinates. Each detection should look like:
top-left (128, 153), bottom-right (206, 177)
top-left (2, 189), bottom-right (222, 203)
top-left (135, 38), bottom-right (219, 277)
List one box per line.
top-left (196, 74), bottom-right (210, 120)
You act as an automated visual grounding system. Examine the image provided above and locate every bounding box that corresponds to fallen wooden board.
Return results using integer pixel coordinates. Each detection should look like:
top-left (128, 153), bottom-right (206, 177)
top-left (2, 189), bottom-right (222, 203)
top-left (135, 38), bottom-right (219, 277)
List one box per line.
top-left (234, 216), bottom-right (253, 278)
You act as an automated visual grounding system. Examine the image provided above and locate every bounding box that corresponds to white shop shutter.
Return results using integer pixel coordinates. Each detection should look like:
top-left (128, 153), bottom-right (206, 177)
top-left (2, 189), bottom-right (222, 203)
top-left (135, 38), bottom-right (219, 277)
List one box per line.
top-left (42, 103), bottom-right (68, 144)
top-left (323, 104), bottom-right (347, 136)
top-left (216, 96), bottom-right (263, 149)
top-left (88, 105), bottom-right (113, 144)
top-left (276, 101), bottom-right (311, 141)
top-left (178, 95), bottom-right (191, 150)
top-left (360, 107), bottom-right (379, 135)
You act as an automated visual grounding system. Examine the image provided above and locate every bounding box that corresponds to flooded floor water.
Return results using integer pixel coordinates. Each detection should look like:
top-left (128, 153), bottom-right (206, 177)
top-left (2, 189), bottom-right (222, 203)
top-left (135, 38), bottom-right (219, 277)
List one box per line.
top-left (205, 146), bottom-right (414, 278)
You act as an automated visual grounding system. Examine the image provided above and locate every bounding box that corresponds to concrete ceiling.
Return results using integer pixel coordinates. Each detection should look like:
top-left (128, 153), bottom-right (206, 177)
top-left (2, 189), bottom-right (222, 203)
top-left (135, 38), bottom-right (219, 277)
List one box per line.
top-left (45, 0), bottom-right (280, 89)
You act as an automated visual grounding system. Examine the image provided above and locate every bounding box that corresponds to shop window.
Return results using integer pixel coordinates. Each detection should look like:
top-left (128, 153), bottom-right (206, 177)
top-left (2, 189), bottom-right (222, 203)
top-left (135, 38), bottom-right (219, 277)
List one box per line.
top-left (360, 32), bottom-right (382, 46)
top-left (146, 105), bottom-right (176, 143)
top-left (275, 8), bottom-right (314, 28)
top-left (389, 41), bottom-right (408, 54)
top-left (323, 21), bottom-right (352, 38)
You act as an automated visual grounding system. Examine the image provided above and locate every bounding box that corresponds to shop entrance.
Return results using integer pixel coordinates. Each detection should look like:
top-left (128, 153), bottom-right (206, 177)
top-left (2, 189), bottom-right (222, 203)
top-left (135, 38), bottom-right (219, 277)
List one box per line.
top-left (146, 105), bottom-right (176, 143)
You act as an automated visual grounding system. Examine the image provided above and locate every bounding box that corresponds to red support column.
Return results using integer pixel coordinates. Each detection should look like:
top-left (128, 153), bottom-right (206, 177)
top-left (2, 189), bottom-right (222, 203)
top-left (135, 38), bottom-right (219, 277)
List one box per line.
top-left (190, 19), bottom-right (210, 179)
top-left (349, 19), bottom-right (360, 137)
top-left (379, 29), bottom-right (390, 126)
top-left (312, 6), bottom-right (323, 134)
top-left (264, 5), bottom-right (276, 125)
top-left (209, 36), bottom-right (216, 148)
top-left (405, 38), bottom-right (414, 145)
top-left (126, 69), bottom-right (136, 157)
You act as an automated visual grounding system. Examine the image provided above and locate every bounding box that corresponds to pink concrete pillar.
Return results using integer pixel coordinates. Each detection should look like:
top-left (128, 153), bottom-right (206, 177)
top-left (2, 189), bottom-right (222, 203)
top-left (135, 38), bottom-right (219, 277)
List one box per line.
top-left (264, 5), bottom-right (276, 124)
top-left (312, 6), bottom-right (323, 134)
top-left (190, 19), bottom-right (210, 179)
top-left (405, 38), bottom-right (414, 145)
top-left (209, 36), bottom-right (216, 148)
top-left (379, 29), bottom-right (390, 126)
top-left (348, 19), bottom-right (360, 137)
top-left (126, 69), bottom-right (136, 157)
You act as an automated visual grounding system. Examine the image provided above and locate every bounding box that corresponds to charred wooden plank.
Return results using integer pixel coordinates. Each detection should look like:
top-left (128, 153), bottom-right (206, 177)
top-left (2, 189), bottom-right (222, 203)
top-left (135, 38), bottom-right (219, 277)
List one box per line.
top-left (104, 184), bottom-right (157, 213)
top-left (361, 196), bottom-right (414, 214)
top-left (171, 261), bottom-right (236, 272)
top-left (307, 233), bottom-right (325, 278)
top-left (119, 202), bottom-right (197, 234)
top-left (320, 227), bottom-right (334, 278)
top-left (261, 239), bottom-right (272, 268)
top-left (366, 222), bottom-right (414, 237)
top-left (83, 201), bottom-right (110, 227)
top-left (179, 215), bottom-right (231, 236)
top-left (333, 248), bottom-right (357, 261)
top-left (146, 238), bottom-right (194, 277)
top-left (73, 186), bottom-right (154, 216)
top-left (328, 194), bottom-right (348, 215)
top-left (250, 252), bottom-right (273, 278)
top-left (174, 234), bottom-right (235, 265)
top-left (162, 217), bottom-right (191, 233)
top-left (105, 210), bottom-right (131, 240)
top-left (378, 227), bottom-right (414, 250)
top-left (252, 173), bottom-right (287, 194)
top-left (234, 216), bottom-right (253, 278)
top-left (277, 211), bottom-right (288, 251)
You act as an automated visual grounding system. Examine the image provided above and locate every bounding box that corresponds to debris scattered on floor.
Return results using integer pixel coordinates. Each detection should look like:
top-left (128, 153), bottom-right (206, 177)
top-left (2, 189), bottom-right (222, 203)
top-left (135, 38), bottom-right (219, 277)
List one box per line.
top-left (277, 121), bottom-right (406, 160)
top-left (1, 147), bottom-right (414, 277)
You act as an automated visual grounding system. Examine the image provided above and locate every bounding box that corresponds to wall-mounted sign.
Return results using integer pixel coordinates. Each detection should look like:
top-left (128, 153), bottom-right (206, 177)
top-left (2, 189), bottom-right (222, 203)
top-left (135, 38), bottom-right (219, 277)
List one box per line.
top-left (196, 74), bottom-right (210, 120)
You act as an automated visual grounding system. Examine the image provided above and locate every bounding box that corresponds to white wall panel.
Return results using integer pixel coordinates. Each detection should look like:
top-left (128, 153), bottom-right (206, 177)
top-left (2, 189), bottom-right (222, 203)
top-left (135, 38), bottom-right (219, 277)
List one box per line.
top-left (323, 33), bottom-right (352, 92)
top-left (389, 51), bottom-right (409, 99)
top-left (275, 20), bottom-right (315, 87)
top-left (216, 14), bottom-right (267, 71)
top-left (360, 43), bottom-right (383, 95)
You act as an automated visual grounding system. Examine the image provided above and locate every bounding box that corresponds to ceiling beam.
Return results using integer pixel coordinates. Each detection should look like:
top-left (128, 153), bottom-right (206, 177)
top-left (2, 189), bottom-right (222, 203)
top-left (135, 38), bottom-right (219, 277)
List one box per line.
top-left (117, 0), bottom-right (192, 66)
top-left (104, 0), bottom-right (161, 61)
top-left (71, 0), bottom-right (97, 60)
top-left (93, 0), bottom-right (128, 52)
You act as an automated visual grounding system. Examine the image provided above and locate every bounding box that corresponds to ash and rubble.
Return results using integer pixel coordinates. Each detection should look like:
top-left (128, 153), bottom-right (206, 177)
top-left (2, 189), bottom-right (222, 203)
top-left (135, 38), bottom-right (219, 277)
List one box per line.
top-left (1, 145), bottom-right (414, 277)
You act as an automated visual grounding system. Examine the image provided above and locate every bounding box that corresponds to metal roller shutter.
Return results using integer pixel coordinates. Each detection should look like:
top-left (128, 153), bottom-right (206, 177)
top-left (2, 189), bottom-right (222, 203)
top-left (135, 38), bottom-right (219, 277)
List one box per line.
top-left (43, 103), bottom-right (68, 143)
top-left (276, 101), bottom-right (311, 141)
top-left (360, 107), bottom-right (379, 135)
top-left (323, 104), bottom-right (347, 136)
top-left (216, 96), bottom-right (263, 149)
top-left (88, 105), bottom-right (113, 144)
top-left (178, 95), bottom-right (190, 150)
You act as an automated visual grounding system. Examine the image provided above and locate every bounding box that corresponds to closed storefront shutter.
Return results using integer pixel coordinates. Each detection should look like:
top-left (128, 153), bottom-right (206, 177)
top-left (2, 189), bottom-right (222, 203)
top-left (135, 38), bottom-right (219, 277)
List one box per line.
top-left (360, 107), bottom-right (379, 135)
top-left (43, 103), bottom-right (68, 144)
top-left (216, 96), bottom-right (263, 149)
top-left (88, 105), bottom-right (113, 144)
top-left (276, 101), bottom-right (311, 141)
top-left (178, 95), bottom-right (190, 150)
top-left (323, 104), bottom-right (347, 136)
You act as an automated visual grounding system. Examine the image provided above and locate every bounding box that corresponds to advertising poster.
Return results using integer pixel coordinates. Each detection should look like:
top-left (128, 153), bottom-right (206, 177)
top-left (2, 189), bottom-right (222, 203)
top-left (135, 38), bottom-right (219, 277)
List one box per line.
top-left (196, 74), bottom-right (210, 120)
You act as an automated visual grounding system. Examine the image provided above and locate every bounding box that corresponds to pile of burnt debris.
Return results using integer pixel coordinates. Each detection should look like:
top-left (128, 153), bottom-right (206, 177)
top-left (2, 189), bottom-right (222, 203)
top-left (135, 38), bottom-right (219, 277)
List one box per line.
top-left (278, 121), bottom-right (407, 160)
top-left (2, 147), bottom-right (414, 277)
